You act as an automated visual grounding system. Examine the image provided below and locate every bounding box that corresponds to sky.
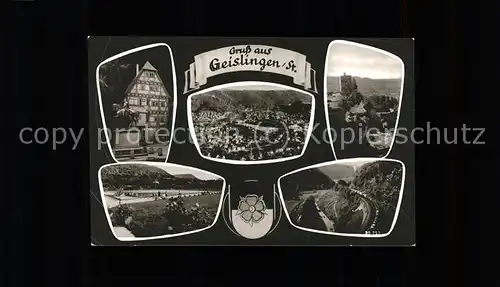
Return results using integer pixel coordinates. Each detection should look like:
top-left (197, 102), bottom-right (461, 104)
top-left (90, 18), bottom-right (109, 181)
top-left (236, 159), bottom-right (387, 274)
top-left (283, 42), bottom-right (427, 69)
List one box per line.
top-left (157, 165), bottom-right (221, 180)
top-left (316, 159), bottom-right (378, 178)
top-left (349, 159), bottom-right (377, 171)
top-left (327, 42), bottom-right (403, 79)
top-left (317, 164), bottom-right (355, 180)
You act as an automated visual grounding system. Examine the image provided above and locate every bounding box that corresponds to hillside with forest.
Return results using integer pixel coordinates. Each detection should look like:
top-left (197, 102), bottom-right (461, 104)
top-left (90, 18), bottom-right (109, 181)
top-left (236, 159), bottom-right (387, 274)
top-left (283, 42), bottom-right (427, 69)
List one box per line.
top-left (100, 164), bottom-right (223, 191)
top-left (280, 164), bottom-right (355, 200)
top-left (352, 161), bottom-right (403, 213)
top-left (172, 174), bottom-right (200, 180)
top-left (191, 90), bottom-right (312, 112)
top-left (327, 76), bottom-right (401, 98)
top-left (281, 169), bottom-right (334, 197)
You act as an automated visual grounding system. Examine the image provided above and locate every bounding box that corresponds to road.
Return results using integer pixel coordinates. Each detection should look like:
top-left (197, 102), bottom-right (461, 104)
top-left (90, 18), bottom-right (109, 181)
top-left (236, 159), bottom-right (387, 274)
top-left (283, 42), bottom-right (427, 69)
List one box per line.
top-left (293, 188), bottom-right (379, 233)
top-left (292, 197), bottom-right (335, 232)
top-left (315, 203), bottom-right (335, 232)
top-left (348, 188), bottom-right (379, 231)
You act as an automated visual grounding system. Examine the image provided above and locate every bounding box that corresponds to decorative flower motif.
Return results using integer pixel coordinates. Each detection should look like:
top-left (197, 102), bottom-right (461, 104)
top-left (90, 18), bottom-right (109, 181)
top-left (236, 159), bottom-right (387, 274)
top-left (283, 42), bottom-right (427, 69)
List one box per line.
top-left (236, 194), bottom-right (267, 226)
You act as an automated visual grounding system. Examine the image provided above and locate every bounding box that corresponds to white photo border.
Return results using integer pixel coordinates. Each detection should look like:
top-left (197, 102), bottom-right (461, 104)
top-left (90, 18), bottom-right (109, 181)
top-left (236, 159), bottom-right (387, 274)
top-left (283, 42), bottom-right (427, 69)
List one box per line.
top-left (277, 157), bottom-right (406, 238)
top-left (186, 81), bottom-right (316, 165)
top-left (95, 43), bottom-right (178, 163)
top-left (97, 162), bottom-right (227, 241)
top-left (323, 40), bottom-right (405, 160)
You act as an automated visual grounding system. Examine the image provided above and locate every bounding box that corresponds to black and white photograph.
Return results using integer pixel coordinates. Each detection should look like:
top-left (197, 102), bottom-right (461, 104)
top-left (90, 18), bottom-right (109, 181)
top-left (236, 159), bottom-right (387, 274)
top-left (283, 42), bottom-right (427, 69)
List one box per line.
top-left (96, 44), bottom-right (176, 162)
top-left (89, 37), bottom-right (414, 245)
top-left (99, 163), bottom-right (224, 240)
top-left (279, 159), bottom-right (405, 236)
top-left (187, 82), bottom-right (315, 164)
top-left (325, 40), bottom-right (404, 159)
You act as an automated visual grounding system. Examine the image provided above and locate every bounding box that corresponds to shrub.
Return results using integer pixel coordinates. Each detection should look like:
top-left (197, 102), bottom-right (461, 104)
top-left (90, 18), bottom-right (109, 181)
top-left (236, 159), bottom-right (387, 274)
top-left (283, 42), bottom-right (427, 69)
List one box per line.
top-left (128, 209), bottom-right (169, 237)
top-left (110, 197), bottom-right (217, 237)
top-left (162, 197), bottom-right (214, 233)
top-left (109, 204), bottom-right (134, 226)
top-left (352, 162), bottom-right (403, 214)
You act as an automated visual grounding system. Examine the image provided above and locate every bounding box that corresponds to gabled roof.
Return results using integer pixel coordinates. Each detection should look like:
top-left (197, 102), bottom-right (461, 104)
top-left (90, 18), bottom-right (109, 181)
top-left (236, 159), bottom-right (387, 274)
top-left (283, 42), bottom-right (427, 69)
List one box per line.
top-left (142, 61), bottom-right (157, 71)
top-left (124, 61), bottom-right (170, 96)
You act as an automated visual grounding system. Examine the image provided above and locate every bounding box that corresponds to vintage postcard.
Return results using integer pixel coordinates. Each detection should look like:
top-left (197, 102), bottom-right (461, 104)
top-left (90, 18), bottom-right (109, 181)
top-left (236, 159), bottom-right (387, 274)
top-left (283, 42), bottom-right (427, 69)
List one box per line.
top-left (88, 37), bottom-right (414, 246)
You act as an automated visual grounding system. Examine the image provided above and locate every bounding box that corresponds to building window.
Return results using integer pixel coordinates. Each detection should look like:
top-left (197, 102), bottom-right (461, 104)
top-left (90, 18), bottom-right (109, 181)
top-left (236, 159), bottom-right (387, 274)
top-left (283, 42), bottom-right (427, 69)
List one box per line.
top-left (141, 98), bottom-right (147, 106)
top-left (129, 98), bottom-right (139, 105)
top-left (139, 113), bottom-right (147, 124)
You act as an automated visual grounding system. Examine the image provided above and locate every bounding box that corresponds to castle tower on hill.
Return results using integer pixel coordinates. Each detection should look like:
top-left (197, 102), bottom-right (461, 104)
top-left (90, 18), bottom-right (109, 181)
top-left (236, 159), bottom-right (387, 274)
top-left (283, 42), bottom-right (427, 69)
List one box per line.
top-left (340, 72), bottom-right (358, 97)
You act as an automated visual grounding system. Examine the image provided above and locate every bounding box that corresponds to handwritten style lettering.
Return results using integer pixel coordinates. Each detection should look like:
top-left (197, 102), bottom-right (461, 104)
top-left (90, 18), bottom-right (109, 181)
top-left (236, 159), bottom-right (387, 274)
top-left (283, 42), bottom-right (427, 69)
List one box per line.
top-left (229, 45), bottom-right (252, 55)
top-left (184, 45), bottom-right (318, 93)
top-left (209, 55), bottom-right (292, 72)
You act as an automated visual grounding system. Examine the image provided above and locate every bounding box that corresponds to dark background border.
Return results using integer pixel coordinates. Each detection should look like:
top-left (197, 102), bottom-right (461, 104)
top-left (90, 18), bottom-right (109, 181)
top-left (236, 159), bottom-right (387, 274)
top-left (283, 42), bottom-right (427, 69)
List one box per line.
top-left (9, 0), bottom-right (479, 284)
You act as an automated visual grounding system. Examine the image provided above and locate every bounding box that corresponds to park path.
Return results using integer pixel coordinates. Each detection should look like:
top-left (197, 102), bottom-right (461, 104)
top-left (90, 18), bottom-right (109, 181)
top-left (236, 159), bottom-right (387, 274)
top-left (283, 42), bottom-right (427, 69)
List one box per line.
top-left (103, 190), bottom-right (220, 208)
top-left (113, 226), bottom-right (135, 238)
top-left (104, 195), bottom-right (157, 208)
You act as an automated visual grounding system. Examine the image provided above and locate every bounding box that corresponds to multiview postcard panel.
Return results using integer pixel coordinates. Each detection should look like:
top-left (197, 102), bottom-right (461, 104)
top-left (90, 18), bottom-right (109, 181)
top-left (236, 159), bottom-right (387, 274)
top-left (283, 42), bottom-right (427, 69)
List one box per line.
top-left (324, 40), bottom-right (404, 159)
top-left (89, 37), bottom-right (414, 246)
top-left (278, 158), bottom-right (406, 237)
top-left (98, 163), bottom-right (225, 241)
top-left (96, 44), bottom-right (177, 163)
top-left (187, 82), bottom-right (315, 165)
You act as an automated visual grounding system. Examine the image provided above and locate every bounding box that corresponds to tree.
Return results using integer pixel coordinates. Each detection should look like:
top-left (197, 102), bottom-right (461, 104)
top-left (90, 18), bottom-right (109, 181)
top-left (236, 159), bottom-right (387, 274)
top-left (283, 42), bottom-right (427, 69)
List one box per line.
top-left (99, 60), bottom-right (131, 94)
top-left (351, 77), bottom-right (358, 91)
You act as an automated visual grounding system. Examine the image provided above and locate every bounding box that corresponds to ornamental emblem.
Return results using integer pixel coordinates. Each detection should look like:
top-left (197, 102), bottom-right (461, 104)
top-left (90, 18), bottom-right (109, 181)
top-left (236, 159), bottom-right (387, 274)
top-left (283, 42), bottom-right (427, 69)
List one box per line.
top-left (236, 194), bottom-right (267, 226)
